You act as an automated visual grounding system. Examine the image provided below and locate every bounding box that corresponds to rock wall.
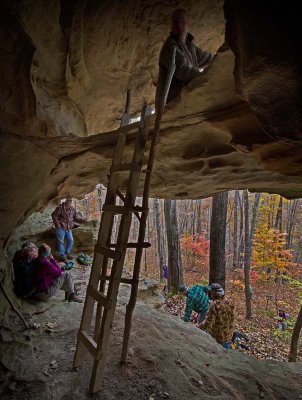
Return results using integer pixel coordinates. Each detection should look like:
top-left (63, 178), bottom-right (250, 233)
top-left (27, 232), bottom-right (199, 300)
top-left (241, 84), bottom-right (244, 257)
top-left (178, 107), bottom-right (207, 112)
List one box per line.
top-left (224, 0), bottom-right (302, 139)
top-left (1, 0), bottom-right (302, 319)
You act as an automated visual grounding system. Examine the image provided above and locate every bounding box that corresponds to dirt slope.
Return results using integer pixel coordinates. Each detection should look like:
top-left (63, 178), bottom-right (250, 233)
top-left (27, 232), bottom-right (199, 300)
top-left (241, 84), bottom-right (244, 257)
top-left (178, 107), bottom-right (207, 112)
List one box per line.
top-left (1, 276), bottom-right (302, 400)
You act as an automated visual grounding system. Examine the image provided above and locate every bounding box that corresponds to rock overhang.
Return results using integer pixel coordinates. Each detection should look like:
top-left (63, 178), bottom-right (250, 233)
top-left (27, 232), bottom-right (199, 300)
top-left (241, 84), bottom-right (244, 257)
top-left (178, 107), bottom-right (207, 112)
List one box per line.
top-left (1, 0), bottom-right (302, 243)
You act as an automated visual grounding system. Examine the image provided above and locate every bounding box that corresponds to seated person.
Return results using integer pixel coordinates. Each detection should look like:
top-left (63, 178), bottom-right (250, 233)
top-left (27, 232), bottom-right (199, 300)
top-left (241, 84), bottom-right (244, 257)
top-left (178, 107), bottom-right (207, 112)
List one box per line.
top-left (34, 243), bottom-right (82, 303)
top-left (13, 241), bottom-right (37, 266)
top-left (13, 242), bottom-right (38, 297)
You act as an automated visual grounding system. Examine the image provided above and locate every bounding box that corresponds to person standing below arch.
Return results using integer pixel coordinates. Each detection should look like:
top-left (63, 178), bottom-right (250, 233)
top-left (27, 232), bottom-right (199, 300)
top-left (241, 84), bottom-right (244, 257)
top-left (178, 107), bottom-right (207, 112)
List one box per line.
top-left (51, 197), bottom-right (86, 263)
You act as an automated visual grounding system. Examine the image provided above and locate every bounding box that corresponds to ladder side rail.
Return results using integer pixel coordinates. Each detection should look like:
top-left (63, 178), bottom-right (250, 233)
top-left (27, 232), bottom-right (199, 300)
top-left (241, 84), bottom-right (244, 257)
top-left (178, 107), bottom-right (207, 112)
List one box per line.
top-left (74, 128), bottom-right (128, 368)
top-left (73, 212), bottom-right (114, 368)
top-left (89, 104), bottom-right (150, 393)
top-left (95, 103), bottom-right (148, 341)
top-left (93, 89), bottom-right (132, 341)
top-left (121, 49), bottom-right (176, 363)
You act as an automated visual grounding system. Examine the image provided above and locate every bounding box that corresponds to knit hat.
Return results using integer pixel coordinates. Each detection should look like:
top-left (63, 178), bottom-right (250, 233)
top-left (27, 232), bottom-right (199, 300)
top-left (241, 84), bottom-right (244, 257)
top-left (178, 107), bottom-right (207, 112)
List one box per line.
top-left (210, 283), bottom-right (225, 297)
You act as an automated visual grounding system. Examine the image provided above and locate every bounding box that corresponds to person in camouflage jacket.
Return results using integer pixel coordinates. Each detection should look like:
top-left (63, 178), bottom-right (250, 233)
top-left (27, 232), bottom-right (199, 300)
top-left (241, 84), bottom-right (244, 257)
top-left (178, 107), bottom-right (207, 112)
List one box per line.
top-left (199, 283), bottom-right (234, 347)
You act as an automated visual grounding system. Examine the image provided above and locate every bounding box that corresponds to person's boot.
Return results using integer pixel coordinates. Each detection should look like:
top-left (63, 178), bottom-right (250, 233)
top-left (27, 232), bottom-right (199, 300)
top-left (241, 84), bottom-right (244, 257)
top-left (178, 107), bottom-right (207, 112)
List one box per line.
top-left (61, 255), bottom-right (68, 264)
top-left (67, 254), bottom-right (74, 260)
top-left (68, 293), bottom-right (83, 303)
top-left (74, 283), bottom-right (81, 293)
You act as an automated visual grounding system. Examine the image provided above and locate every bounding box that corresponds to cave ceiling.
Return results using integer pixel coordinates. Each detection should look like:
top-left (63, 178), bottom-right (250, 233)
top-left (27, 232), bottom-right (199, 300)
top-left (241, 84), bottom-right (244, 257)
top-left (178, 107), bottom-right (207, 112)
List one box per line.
top-left (0, 0), bottom-right (302, 243)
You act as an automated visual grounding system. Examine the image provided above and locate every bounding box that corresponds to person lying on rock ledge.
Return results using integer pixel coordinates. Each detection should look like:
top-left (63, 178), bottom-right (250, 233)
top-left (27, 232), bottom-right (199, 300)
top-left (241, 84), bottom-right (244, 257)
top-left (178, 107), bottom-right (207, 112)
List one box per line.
top-left (155, 8), bottom-right (215, 111)
top-left (33, 244), bottom-right (82, 303)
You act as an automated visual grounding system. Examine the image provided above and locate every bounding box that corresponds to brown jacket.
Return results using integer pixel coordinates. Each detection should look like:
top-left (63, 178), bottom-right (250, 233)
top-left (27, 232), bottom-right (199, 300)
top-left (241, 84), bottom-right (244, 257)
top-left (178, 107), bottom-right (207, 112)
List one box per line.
top-left (155, 32), bottom-right (214, 110)
top-left (200, 297), bottom-right (234, 344)
top-left (51, 202), bottom-right (85, 230)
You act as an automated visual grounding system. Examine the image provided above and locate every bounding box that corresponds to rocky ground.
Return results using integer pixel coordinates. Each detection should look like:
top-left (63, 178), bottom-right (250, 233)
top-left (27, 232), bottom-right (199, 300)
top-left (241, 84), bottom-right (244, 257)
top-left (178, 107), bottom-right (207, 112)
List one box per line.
top-left (1, 261), bottom-right (302, 400)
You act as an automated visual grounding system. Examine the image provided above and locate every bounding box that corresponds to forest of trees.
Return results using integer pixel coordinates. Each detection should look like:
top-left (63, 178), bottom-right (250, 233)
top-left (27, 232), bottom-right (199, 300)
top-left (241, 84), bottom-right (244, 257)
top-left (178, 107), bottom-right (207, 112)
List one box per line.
top-left (78, 188), bottom-right (302, 362)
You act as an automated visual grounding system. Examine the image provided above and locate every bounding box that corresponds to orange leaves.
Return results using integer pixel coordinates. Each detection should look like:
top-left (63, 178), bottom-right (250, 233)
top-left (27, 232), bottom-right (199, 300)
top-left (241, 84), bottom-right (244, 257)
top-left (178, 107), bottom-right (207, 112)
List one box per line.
top-left (230, 271), bottom-right (260, 290)
top-left (229, 279), bottom-right (245, 290)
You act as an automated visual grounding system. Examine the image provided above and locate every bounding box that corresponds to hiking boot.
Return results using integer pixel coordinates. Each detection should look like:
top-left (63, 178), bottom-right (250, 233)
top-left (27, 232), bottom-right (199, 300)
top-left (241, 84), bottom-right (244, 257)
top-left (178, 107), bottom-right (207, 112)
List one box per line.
top-left (65, 288), bottom-right (80, 300)
top-left (68, 293), bottom-right (83, 303)
top-left (66, 254), bottom-right (74, 260)
top-left (61, 255), bottom-right (68, 264)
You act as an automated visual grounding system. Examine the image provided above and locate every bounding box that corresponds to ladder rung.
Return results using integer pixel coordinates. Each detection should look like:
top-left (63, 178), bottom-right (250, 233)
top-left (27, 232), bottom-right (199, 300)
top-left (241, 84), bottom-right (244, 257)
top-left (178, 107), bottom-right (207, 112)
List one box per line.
top-left (95, 244), bottom-right (121, 261)
top-left (133, 206), bottom-right (149, 212)
top-left (108, 242), bottom-right (151, 249)
top-left (110, 163), bottom-right (132, 173)
top-left (99, 275), bottom-right (138, 285)
top-left (87, 285), bottom-right (108, 307)
top-left (102, 204), bottom-right (129, 214)
top-left (117, 120), bottom-right (140, 134)
top-left (79, 330), bottom-right (97, 357)
top-left (110, 162), bottom-right (141, 173)
top-left (116, 189), bottom-right (141, 222)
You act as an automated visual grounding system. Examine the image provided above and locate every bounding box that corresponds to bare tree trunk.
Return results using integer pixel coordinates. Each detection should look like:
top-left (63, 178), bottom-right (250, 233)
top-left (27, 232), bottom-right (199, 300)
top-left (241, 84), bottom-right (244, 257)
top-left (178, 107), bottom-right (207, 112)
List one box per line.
top-left (209, 192), bottom-right (228, 290)
top-left (243, 190), bottom-right (252, 320)
top-left (164, 199), bottom-right (183, 292)
top-left (196, 199), bottom-right (202, 236)
top-left (153, 198), bottom-right (164, 281)
top-left (274, 196), bottom-right (283, 231)
top-left (250, 193), bottom-right (261, 244)
top-left (144, 213), bottom-right (150, 274)
top-left (97, 184), bottom-right (106, 212)
top-left (268, 195), bottom-right (275, 229)
top-left (238, 191), bottom-right (244, 268)
top-left (286, 199), bottom-right (298, 249)
top-left (191, 200), bottom-right (197, 269)
top-left (179, 200), bottom-right (189, 234)
top-left (289, 304), bottom-right (302, 362)
top-left (206, 207), bottom-right (211, 240)
top-left (295, 241), bottom-right (302, 263)
top-left (233, 190), bottom-right (239, 269)
top-left (161, 200), bottom-right (167, 264)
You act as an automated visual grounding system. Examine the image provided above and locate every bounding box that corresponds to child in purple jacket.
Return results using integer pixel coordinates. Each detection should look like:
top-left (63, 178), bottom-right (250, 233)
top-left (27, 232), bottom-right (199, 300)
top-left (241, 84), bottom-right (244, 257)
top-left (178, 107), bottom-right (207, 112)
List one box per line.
top-left (34, 243), bottom-right (82, 302)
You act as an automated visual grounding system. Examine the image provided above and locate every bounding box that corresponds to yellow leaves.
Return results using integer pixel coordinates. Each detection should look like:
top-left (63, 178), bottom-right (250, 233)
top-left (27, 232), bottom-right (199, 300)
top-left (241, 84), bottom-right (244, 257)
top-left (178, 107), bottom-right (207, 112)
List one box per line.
top-left (252, 226), bottom-right (293, 273)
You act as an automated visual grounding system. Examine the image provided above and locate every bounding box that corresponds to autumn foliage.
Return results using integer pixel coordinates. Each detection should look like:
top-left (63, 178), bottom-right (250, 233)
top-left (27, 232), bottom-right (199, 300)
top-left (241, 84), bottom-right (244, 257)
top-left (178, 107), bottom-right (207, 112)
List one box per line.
top-left (252, 225), bottom-right (293, 277)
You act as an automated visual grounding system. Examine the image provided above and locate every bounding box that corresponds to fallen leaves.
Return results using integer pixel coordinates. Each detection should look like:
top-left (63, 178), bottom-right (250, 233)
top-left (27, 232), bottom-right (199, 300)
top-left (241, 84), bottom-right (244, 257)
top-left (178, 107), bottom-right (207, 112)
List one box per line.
top-left (30, 322), bottom-right (40, 329)
top-left (175, 352), bottom-right (186, 368)
top-left (175, 358), bottom-right (186, 368)
top-left (49, 360), bottom-right (58, 369)
top-left (161, 280), bottom-right (302, 362)
top-left (46, 322), bottom-right (58, 329)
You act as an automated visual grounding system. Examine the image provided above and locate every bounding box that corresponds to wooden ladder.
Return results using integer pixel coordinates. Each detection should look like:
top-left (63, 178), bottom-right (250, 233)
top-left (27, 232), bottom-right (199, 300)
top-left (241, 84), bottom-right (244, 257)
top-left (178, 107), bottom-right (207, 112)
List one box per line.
top-left (74, 49), bottom-right (176, 394)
